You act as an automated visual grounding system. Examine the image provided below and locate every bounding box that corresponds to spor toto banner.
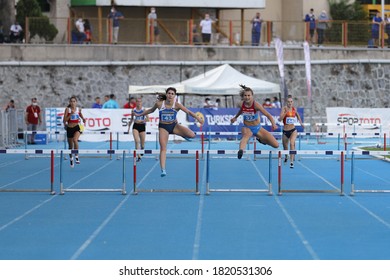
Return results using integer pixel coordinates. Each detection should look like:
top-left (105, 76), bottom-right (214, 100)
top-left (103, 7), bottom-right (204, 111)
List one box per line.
top-left (46, 108), bottom-right (190, 142)
top-left (46, 107), bottom-right (304, 142)
top-left (326, 107), bottom-right (390, 135)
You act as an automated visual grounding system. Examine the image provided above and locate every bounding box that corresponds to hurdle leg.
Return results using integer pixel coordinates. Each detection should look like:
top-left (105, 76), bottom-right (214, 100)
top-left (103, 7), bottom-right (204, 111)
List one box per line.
top-left (121, 150), bottom-right (127, 195)
top-left (60, 151), bottom-right (64, 195)
top-left (195, 150), bottom-right (200, 195)
top-left (268, 151), bottom-right (273, 195)
top-left (132, 150), bottom-right (137, 195)
top-left (277, 151), bottom-right (282, 195)
top-left (50, 150), bottom-right (56, 195)
top-left (206, 151), bottom-right (210, 195)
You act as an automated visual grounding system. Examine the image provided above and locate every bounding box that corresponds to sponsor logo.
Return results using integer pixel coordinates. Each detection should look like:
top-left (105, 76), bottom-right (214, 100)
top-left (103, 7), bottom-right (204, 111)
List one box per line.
top-left (337, 113), bottom-right (381, 127)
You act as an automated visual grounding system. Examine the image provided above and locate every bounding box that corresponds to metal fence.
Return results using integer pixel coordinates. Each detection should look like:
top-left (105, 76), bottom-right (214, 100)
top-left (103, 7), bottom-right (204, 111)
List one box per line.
top-left (18, 17), bottom-right (390, 48)
top-left (0, 109), bottom-right (25, 149)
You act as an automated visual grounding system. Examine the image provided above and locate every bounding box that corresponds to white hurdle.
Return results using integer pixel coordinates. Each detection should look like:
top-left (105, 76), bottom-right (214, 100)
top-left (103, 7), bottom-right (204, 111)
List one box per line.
top-left (205, 150), bottom-right (273, 195)
top-left (277, 150), bottom-right (345, 196)
top-left (132, 149), bottom-right (200, 195)
top-left (0, 149), bottom-right (56, 194)
top-left (350, 150), bottom-right (390, 195)
top-left (59, 149), bottom-right (127, 195)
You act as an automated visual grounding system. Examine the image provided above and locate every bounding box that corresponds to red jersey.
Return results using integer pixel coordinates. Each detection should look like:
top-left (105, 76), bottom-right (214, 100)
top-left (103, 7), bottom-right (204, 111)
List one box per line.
top-left (241, 101), bottom-right (259, 122)
top-left (67, 107), bottom-right (82, 124)
top-left (283, 107), bottom-right (297, 125)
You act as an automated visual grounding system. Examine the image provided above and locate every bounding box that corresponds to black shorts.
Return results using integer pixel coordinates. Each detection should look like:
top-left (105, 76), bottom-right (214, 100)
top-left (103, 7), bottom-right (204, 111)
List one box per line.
top-left (159, 122), bottom-right (177, 134)
top-left (283, 128), bottom-right (297, 139)
top-left (66, 125), bottom-right (81, 138)
top-left (133, 122), bottom-right (146, 133)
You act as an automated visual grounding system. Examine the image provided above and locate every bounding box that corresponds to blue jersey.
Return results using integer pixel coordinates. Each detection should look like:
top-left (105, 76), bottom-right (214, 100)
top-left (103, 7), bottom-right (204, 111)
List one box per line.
top-left (159, 101), bottom-right (177, 123)
top-left (133, 108), bottom-right (146, 122)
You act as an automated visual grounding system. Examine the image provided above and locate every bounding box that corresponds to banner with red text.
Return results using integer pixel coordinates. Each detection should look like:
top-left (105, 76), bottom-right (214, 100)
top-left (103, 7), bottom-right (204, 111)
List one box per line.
top-left (326, 107), bottom-right (390, 135)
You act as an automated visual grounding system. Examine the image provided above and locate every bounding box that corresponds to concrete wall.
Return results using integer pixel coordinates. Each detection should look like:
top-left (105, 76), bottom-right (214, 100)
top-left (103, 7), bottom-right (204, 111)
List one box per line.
top-left (1, 44), bottom-right (390, 128)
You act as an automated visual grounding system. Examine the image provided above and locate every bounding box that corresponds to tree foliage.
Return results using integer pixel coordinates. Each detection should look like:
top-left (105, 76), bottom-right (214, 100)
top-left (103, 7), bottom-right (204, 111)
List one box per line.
top-left (329, 0), bottom-right (368, 21)
top-left (16, 0), bottom-right (58, 42)
top-left (328, 0), bottom-right (370, 44)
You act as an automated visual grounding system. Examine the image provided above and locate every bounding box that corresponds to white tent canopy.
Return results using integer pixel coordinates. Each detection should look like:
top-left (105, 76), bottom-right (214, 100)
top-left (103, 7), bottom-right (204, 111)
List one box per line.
top-left (128, 64), bottom-right (280, 96)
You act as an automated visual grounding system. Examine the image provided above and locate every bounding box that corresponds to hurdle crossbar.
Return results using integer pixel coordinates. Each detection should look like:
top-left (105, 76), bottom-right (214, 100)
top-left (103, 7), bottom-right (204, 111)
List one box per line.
top-left (278, 150), bottom-right (345, 196)
top-left (206, 150), bottom-right (273, 195)
top-left (132, 149), bottom-right (200, 195)
top-left (59, 150), bottom-right (127, 195)
top-left (0, 149), bottom-right (56, 194)
top-left (350, 150), bottom-right (390, 195)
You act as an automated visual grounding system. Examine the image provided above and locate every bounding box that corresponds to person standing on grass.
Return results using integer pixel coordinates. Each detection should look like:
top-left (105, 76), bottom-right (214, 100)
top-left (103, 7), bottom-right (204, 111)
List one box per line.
top-left (134, 87), bottom-right (204, 177)
top-left (230, 85), bottom-right (279, 159)
top-left (63, 96), bottom-right (86, 168)
top-left (279, 95), bottom-right (304, 168)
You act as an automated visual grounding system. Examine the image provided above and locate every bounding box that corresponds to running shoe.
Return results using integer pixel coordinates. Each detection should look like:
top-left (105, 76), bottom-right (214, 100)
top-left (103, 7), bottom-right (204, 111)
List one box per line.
top-left (75, 157), bottom-right (80, 164)
top-left (284, 156), bottom-right (288, 164)
top-left (70, 158), bottom-right (74, 168)
top-left (290, 162), bottom-right (294, 169)
top-left (238, 149), bottom-right (243, 159)
top-left (183, 136), bottom-right (192, 142)
top-left (256, 137), bottom-right (266, 145)
top-left (161, 169), bottom-right (167, 177)
top-left (136, 156), bottom-right (142, 162)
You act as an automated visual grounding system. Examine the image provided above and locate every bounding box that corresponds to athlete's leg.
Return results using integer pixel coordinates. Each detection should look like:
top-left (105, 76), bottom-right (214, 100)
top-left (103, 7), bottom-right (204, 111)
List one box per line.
top-left (257, 128), bottom-right (279, 148)
top-left (289, 129), bottom-right (298, 164)
top-left (158, 128), bottom-right (169, 175)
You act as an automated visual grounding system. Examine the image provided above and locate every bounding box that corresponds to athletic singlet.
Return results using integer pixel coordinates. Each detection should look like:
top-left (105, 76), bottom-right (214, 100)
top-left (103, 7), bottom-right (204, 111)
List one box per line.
top-left (133, 108), bottom-right (146, 122)
top-left (241, 101), bottom-right (259, 122)
top-left (283, 107), bottom-right (297, 125)
top-left (68, 107), bottom-right (81, 124)
top-left (159, 100), bottom-right (177, 123)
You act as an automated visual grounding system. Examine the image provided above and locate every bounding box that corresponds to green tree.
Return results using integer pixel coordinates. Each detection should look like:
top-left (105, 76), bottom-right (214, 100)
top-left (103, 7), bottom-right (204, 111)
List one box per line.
top-left (16, 0), bottom-right (58, 42)
top-left (328, 0), bottom-right (369, 44)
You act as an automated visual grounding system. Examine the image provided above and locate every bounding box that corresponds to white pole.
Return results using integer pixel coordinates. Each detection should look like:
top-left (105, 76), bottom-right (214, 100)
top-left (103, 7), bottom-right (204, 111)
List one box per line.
top-left (382, 1), bottom-right (385, 19)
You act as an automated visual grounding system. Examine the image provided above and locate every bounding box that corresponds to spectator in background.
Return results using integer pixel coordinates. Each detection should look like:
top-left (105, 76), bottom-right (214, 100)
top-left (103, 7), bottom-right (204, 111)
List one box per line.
top-left (372, 11), bottom-right (382, 48)
top-left (4, 99), bottom-right (16, 112)
top-left (92, 96), bottom-right (102, 108)
top-left (72, 18), bottom-right (86, 44)
top-left (251, 12), bottom-right (263, 46)
top-left (10, 21), bottom-right (23, 43)
top-left (102, 94), bottom-right (119, 109)
top-left (0, 20), bottom-right (4, 43)
top-left (203, 97), bottom-right (214, 108)
top-left (147, 7), bottom-right (160, 44)
top-left (84, 19), bottom-right (92, 43)
top-left (272, 97), bottom-right (281, 108)
top-left (25, 97), bottom-right (42, 144)
top-left (317, 10), bottom-right (329, 47)
top-left (200, 13), bottom-right (216, 44)
top-left (124, 96), bottom-right (136, 109)
top-left (385, 14), bottom-right (390, 47)
top-left (262, 98), bottom-right (274, 108)
top-left (107, 6), bottom-right (124, 44)
top-left (104, 95), bottom-right (110, 103)
top-left (215, 98), bottom-right (221, 108)
top-left (304, 8), bottom-right (316, 45)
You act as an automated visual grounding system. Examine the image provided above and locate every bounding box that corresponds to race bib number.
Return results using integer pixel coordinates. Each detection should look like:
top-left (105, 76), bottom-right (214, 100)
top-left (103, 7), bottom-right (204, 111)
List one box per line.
top-left (286, 117), bottom-right (296, 124)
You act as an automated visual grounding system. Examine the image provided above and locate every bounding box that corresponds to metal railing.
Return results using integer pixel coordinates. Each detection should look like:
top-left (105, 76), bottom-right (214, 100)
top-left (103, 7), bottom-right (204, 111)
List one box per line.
top-left (16, 17), bottom-right (390, 48)
top-left (0, 109), bottom-right (25, 149)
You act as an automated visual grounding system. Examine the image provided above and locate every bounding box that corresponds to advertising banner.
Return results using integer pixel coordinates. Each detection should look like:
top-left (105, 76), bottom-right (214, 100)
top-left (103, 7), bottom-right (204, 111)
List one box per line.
top-left (187, 108), bottom-right (304, 138)
top-left (46, 107), bottom-right (304, 142)
top-left (326, 107), bottom-right (389, 135)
